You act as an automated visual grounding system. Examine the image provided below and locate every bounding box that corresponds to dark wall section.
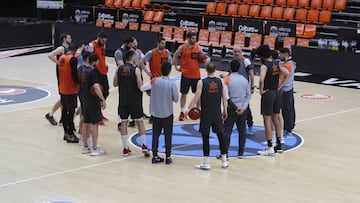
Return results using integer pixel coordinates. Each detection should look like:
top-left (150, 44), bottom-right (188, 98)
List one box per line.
top-left (0, 23), bottom-right (52, 49)
top-left (54, 22), bottom-right (160, 56)
top-left (292, 46), bottom-right (360, 80)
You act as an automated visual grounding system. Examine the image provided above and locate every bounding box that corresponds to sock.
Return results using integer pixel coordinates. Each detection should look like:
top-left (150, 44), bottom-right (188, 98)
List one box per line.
top-left (181, 108), bottom-right (185, 113)
top-left (49, 111), bottom-right (54, 116)
top-left (267, 140), bottom-right (273, 147)
top-left (204, 156), bottom-right (209, 164)
top-left (221, 154), bottom-right (227, 162)
top-left (118, 115), bottom-right (122, 124)
top-left (140, 134), bottom-right (146, 146)
top-left (121, 135), bottom-right (128, 149)
top-left (281, 130), bottom-right (284, 136)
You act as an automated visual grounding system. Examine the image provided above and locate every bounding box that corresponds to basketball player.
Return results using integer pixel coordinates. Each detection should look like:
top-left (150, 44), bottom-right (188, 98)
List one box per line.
top-left (256, 45), bottom-right (289, 155)
top-left (114, 50), bottom-right (150, 157)
top-left (58, 44), bottom-right (79, 143)
top-left (173, 32), bottom-right (210, 121)
top-left (222, 60), bottom-right (251, 159)
top-left (81, 54), bottom-right (107, 156)
top-left (45, 33), bottom-right (72, 126)
top-left (87, 31), bottom-right (110, 124)
top-left (140, 62), bottom-right (179, 164)
top-left (279, 48), bottom-right (296, 137)
top-left (189, 63), bottom-right (228, 170)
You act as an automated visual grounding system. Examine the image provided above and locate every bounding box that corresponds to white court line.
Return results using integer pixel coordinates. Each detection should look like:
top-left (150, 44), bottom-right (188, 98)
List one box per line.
top-left (296, 107), bottom-right (360, 123)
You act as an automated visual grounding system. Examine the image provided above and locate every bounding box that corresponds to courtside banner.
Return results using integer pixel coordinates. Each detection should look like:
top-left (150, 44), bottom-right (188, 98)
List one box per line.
top-left (94, 7), bottom-right (117, 27)
top-left (70, 6), bottom-right (93, 24)
top-left (234, 18), bottom-right (262, 37)
top-left (176, 14), bottom-right (202, 30)
top-left (265, 21), bottom-right (296, 42)
top-left (118, 9), bottom-right (143, 27)
top-left (204, 16), bottom-right (232, 31)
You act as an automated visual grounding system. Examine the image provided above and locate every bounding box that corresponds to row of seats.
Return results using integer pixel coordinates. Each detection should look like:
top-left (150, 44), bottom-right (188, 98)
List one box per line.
top-left (100, 0), bottom-right (150, 9)
top-left (205, 3), bottom-right (332, 24)
top-left (211, 0), bottom-right (346, 11)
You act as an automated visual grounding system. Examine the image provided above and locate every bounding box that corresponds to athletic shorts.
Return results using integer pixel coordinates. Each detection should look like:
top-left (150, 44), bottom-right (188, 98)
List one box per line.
top-left (83, 101), bottom-right (101, 124)
top-left (60, 94), bottom-right (78, 110)
top-left (199, 113), bottom-right (224, 134)
top-left (261, 90), bottom-right (283, 116)
top-left (118, 102), bottom-right (144, 120)
top-left (180, 76), bottom-right (199, 94)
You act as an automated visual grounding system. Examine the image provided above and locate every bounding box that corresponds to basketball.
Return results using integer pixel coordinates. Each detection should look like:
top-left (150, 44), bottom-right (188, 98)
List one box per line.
top-left (198, 52), bottom-right (208, 63)
top-left (188, 107), bottom-right (201, 120)
top-left (90, 84), bottom-right (103, 96)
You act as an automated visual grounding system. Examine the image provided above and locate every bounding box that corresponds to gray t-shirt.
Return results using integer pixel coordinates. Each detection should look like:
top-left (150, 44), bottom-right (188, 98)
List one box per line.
top-left (237, 57), bottom-right (252, 81)
top-left (114, 48), bottom-right (142, 64)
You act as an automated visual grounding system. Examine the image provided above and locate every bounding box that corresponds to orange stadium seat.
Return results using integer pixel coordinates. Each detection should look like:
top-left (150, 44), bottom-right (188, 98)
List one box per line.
top-left (310, 0), bottom-right (322, 9)
top-left (171, 27), bottom-right (185, 43)
top-left (272, 7), bottom-right (284, 20)
top-left (153, 3), bottom-right (162, 11)
top-left (243, 0), bottom-right (253, 4)
top-left (104, 21), bottom-right (113, 28)
top-left (219, 31), bottom-right (233, 47)
top-left (298, 0), bottom-right (309, 7)
top-left (297, 38), bottom-right (309, 46)
top-left (319, 10), bottom-right (331, 24)
top-left (264, 0), bottom-right (275, 5)
top-left (248, 33), bottom-right (262, 49)
top-left (302, 24), bottom-right (316, 38)
top-left (295, 8), bottom-right (307, 22)
top-left (283, 7), bottom-right (295, 20)
top-left (186, 27), bottom-right (198, 34)
top-left (151, 24), bottom-right (161, 33)
top-left (227, 4), bottom-right (239, 16)
top-left (253, 0), bottom-right (264, 4)
top-left (307, 9), bottom-right (319, 22)
top-left (115, 21), bottom-right (126, 29)
top-left (287, 0), bottom-right (298, 7)
top-left (238, 4), bottom-right (250, 17)
top-left (206, 2), bottom-right (217, 14)
top-left (104, 0), bottom-right (114, 7)
top-left (216, 3), bottom-right (227, 15)
top-left (260, 6), bottom-right (273, 19)
top-left (275, 0), bottom-right (287, 6)
top-left (140, 23), bottom-right (151, 31)
top-left (296, 23), bottom-right (305, 36)
top-left (162, 4), bottom-right (172, 13)
top-left (113, 0), bottom-right (122, 8)
top-left (131, 0), bottom-right (141, 9)
top-left (233, 32), bottom-right (246, 48)
top-left (122, 0), bottom-right (132, 8)
top-left (334, 0), bottom-right (346, 11)
top-left (129, 22), bottom-right (139, 30)
top-left (263, 35), bottom-right (276, 50)
top-left (96, 20), bottom-right (103, 27)
top-left (283, 36), bottom-right (296, 49)
top-left (162, 26), bottom-right (173, 41)
top-left (232, 0), bottom-right (242, 3)
top-left (322, 0), bottom-right (334, 10)
top-left (209, 30), bottom-right (221, 46)
top-left (198, 29), bottom-right (210, 45)
top-left (249, 5), bottom-right (261, 18)
top-left (141, 0), bottom-right (150, 9)
top-left (153, 11), bottom-right (164, 23)
top-left (143, 10), bottom-right (155, 23)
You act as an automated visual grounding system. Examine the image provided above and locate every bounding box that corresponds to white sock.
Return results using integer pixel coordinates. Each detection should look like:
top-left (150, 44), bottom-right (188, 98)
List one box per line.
top-left (49, 111), bottom-right (54, 116)
top-left (280, 130), bottom-right (284, 137)
top-left (204, 156), bottom-right (209, 164)
top-left (121, 135), bottom-right (128, 149)
top-left (181, 108), bottom-right (185, 113)
top-left (140, 134), bottom-right (146, 146)
top-left (221, 154), bottom-right (227, 162)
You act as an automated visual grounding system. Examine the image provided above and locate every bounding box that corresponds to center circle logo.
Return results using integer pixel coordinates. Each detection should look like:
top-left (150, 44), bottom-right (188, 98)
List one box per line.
top-left (131, 124), bottom-right (303, 157)
top-left (0, 85), bottom-right (49, 105)
top-left (0, 88), bottom-right (26, 95)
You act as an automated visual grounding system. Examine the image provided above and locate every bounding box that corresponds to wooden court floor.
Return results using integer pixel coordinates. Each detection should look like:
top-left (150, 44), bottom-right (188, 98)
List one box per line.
top-left (0, 53), bottom-right (359, 203)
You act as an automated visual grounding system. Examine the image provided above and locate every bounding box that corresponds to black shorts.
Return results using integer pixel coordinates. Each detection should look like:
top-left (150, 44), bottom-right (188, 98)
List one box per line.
top-left (83, 101), bottom-right (101, 124)
top-left (180, 76), bottom-right (199, 94)
top-left (199, 113), bottom-right (224, 134)
top-left (118, 102), bottom-right (144, 120)
top-left (60, 94), bottom-right (78, 110)
top-left (261, 90), bottom-right (283, 116)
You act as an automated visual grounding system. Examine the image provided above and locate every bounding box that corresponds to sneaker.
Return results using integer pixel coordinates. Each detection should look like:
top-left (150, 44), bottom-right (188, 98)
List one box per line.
top-left (45, 113), bottom-right (57, 125)
top-left (65, 134), bottom-right (79, 143)
top-left (123, 147), bottom-right (132, 156)
top-left (165, 157), bottom-right (173, 165)
top-left (222, 161), bottom-right (229, 169)
top-left (82, 146), bottom-right (91, 154)
top-left (142, 144), bottom-right (150, 157)
top-left (152, 156), bottom-right (164, 164)
top-left (274, 144), bottom-right (283, 154)
top-left (257, 147), bottom-right (275, 156)
top-left (283, 131), bottom-right (294, 138)
top-left (247, 126), bottom-right (254, 135)
top-left (102, 115), bottom-right (109, 122)
top-left (91, 148), bottom-right (106, 156)
top-left (128, 120), bottom-right (136, 127)
top-left (195, 162), bottom-right (211, 170)
top-left (178, 112), bottom-right (185, 121)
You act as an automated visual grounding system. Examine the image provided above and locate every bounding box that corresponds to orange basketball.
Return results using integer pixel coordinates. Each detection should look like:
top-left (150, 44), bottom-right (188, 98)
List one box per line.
top-left (188, 107), bottom-right (201, 120)
top-left (90, 84), bottom-right (104, 96)
top-left (198, 52), bottom-right (208, 63)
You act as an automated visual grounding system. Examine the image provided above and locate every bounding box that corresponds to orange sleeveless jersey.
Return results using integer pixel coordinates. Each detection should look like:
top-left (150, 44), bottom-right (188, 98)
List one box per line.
top-left (58, 55), bottom-right (80, 95)
top-left (279, 61), bottom-right (292, 80)
top-left (149, 48), bottom-right (169, 77)
top-left (180, 43), bottom-right (200, 79)
top-left (92, 40), bottom-right (108, 75)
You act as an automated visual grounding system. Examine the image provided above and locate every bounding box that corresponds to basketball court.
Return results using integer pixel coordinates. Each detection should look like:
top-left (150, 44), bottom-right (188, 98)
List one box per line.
top-left (0, 52), bottom-right (359, 202)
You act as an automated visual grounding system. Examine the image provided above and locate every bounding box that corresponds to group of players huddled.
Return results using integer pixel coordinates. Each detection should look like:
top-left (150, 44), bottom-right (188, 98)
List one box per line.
top-left (45, 30), bottom-right (296, 170)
